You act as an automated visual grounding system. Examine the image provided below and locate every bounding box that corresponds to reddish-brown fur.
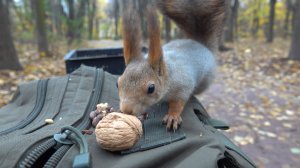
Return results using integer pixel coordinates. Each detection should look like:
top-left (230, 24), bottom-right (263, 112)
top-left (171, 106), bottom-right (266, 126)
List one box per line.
top-left (119, 0), bottom-right (226, 130)
top-left (157, 0), bottom-right (226, 52)
top-left (147, 6), bottom-right (164, 75)
top-left (163, 100), bottom-right (185, 130)
top-left (122, 8), bottom-right (142, 65)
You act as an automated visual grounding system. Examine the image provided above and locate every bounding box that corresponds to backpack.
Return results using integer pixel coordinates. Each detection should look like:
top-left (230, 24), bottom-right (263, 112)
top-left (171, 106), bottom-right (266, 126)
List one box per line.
top-left (0, 65), bottom-right (256, 168)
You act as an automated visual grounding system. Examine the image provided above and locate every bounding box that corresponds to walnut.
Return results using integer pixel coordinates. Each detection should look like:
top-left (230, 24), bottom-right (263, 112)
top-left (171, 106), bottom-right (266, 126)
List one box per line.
top-left (95, 112), bottom-right (143, 151)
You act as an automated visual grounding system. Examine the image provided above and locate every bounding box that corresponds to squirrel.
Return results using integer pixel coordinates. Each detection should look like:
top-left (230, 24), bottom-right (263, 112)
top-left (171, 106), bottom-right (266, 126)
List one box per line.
top-left (117, 0), bottom-right (226, 130)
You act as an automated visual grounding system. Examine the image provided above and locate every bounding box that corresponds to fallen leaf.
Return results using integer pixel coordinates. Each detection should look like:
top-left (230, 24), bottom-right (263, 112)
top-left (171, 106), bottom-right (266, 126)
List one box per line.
top-left (290, 148), bottom-right (300, 155)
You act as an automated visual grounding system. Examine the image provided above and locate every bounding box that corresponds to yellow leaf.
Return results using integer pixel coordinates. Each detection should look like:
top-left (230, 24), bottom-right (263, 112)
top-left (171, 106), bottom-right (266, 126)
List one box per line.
top-left (0, 79), bottom-right (4, 85)
top-left (40, 52), bottom-right (46, 57)
top-left (244, 48), bottom-right (251, 53)
top-left (278, 85), bottom-right (287, 91)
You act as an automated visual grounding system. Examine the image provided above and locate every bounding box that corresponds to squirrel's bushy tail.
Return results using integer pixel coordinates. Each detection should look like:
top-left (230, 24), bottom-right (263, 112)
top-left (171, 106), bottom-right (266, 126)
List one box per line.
top-left (157, 0), bottom-right (226, 52)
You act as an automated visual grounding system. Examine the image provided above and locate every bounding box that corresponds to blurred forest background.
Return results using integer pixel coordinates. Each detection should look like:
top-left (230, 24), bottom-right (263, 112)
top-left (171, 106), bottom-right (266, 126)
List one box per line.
top-left (1, 0), bottom-right (300, 68)
top-left (0, 0), bottom-right (300, 168)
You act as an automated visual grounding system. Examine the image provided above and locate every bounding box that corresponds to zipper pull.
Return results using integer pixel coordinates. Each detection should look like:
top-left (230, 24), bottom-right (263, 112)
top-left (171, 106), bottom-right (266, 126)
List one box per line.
top-left (53, 130), bottom-right (74, 145)
top-left (55, 126), bottom-right (92, 168)
top-left (72, 153), bottom-right (92, 168)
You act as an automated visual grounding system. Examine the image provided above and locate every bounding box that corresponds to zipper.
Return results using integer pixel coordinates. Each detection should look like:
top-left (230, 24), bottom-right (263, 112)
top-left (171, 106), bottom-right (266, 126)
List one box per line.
top-left (0, 79), bottom-right (48, 137)
top-left (18, 68), bottom-right (104, 168)
top-left (49, 68), bottom-right (104, 167)
top-left (76, 68), bottom-right (104, 130)
top-left (43, 145), bottom-right (71, 168)
top-left (19, 138), bottom-right (57, 168)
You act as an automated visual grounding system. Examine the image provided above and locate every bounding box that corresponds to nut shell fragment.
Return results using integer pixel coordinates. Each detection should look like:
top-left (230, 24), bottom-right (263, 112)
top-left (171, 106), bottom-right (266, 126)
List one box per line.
top-left (45, 119), bottom-right (54, 124)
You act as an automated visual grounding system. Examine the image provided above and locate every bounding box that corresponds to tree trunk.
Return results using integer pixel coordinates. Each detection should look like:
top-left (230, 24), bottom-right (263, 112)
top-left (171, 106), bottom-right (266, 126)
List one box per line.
top-left (50, 0), bottom-right (62, 35)
top-left (225, 0), bottom-right (239, 42)
top-left (65, 0), bottom-right (87, 43)
top-left (288, 1), bottom-right (300, 60)
top-left (76, 0), bottom-right (87, 35)
top-left (137, 0), bottom-right (148, 40)
top-left (164, 16), bottom-right (171, 42)
top-left (66, 0), bottom-right (75, 44)
top-left (0, 0), bottom-right (22, 70)
top-left (31, 0), bottom-right (50, 57)
top-left (88, 0), bottom-right (96, 40)
top-left (267, 0), bottom-right (277, 43)
top-left (95, 19), bottom-right (100, 39)
top-left (113, 0), bottom-right (119, 39)
top-left (251, 0), bottom-right (261, 38)
top-left (233, 0), bottom-right (239, 41)
top-left (291, 2), bottom-right (296, 33)
top-left (219, 0), bottom-right (233, 52)
top-left (283, 0), bottom-right (294, 38)
top-left (283, 3), bottom-right (291, 38)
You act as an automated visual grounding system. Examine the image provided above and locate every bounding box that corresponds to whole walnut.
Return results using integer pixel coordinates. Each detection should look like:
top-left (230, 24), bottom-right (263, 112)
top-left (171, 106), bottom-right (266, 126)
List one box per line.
top-left (95, 112), bottom-right (143, 151)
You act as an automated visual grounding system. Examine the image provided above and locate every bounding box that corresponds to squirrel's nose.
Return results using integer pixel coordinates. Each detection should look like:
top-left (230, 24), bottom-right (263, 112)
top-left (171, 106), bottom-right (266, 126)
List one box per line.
top-left (120, 103), bottom-right (133, 115)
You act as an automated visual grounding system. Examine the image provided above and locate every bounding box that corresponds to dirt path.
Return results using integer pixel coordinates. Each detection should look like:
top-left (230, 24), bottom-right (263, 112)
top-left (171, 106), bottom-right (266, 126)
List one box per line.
top-left (197, 42), bottom-right (300, 168)
top-left (197, 73), bottom-right (300, 168)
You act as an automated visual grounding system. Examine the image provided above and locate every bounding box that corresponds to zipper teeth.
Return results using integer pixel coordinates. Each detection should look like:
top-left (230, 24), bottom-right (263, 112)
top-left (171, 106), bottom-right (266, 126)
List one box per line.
top-left (18, 68), bottom-right (103, 168)
top-left (0, 79), bottom-right (48, 136)
top-left (45, 68), bottom-right (103, 168)
top-left (43, 145), bottom-right (71, 168)
top-left (77, 68), bottom-right (104, 130)
top-left (19, 138), bottom-right (57, 168)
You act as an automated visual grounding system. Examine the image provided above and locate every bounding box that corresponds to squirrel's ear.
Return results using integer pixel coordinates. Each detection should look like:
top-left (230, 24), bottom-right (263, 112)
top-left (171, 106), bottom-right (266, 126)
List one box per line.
top-left (122, 6), bottom-right (142, 65)
top-left (147, 5), bottom-right (165, 75)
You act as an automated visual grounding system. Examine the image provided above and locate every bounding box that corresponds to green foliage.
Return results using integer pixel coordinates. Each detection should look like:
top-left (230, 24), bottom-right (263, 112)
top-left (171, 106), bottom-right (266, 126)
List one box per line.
top-left (238, 0), bottom-right (288, 38)
top-left (16, 31), bottom-right (35, 42)
top-left (7, 0), bottom-right (294, 43)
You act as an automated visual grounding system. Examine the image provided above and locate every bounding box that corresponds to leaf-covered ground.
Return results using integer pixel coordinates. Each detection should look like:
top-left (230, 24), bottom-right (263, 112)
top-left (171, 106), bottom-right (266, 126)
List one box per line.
top-left (0, 39), bottom-right (299, 168)
top-left (198, 39), bottom-right (300, 168)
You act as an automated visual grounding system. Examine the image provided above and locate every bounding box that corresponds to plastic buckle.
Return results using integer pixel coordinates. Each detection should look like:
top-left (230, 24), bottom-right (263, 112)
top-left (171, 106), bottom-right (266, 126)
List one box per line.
top-left (54, 130), bottom-right (74, 145)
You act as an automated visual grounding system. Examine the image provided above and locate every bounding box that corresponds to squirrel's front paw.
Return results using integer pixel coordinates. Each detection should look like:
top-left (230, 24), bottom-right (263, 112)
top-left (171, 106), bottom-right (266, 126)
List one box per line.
top-left (162, 113), bottom-right (182, 131)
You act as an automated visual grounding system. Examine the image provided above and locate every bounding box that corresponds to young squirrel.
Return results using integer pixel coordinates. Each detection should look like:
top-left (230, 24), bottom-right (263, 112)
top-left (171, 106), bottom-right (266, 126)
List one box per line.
top-left (117, 0), bottom-right (226, 130)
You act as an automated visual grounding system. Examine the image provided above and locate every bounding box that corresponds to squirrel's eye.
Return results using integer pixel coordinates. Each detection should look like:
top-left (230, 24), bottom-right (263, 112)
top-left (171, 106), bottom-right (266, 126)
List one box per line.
top-left (116, 82), bottom-right (118, 88)
top-left (147, 84), bottom-right (155, 94)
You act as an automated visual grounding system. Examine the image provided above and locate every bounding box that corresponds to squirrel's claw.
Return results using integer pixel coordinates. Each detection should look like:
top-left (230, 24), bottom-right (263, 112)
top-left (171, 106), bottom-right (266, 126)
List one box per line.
top-left (162, 113), bottom-right (182, 131)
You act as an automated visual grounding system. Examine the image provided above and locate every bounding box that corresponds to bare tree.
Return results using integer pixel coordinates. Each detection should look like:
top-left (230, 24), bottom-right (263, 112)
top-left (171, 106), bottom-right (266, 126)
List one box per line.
top-left (283, 0), bottom-right (291, 38)
top-left (224, 0), bottom-right (239, 42)
top-left (288, 0), bottom-right (300, 60)
top-left (65, 0), bottom-right (87, 43)
top-left (95, 19), bottom-right (100, 39)
top-left (137, 0), bottom-right (149, 39)
top-left (50, 0), bottom-right (63, 35)
top-left (66, 0), bottom-right (75, 43)
top-left (266, 0), bottom-right (277, 43)
top-left (31, 0), bottom-right (50, 57)
top-left (113, 0), bottom-right (120, 39)
top-left (0, 0), bottom-right (22, 70)
top-left (88, 0), bottom-right (97, 40)
top-left (251, 0), bottom-right (261, 38)
top-left (76, 0), bottom-right (88, 38)
top-left (219, 0), bottom-right (233, 51)
top-left (118, 0), bottom-right (151, 40)
top-left (291, 0), bottom-right (297, 33)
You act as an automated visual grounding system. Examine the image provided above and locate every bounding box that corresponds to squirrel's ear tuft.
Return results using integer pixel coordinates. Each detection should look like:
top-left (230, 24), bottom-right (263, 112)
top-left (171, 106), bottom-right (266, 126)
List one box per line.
top-left (147, 5), bottom-right (164, 75)
top-left (122, 5), bottom-right (142, 65)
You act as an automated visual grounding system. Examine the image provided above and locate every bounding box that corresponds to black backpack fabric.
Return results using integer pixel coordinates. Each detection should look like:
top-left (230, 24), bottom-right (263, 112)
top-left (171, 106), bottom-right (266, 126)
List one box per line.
top-left (0, 65), bottom-right (256, 168)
